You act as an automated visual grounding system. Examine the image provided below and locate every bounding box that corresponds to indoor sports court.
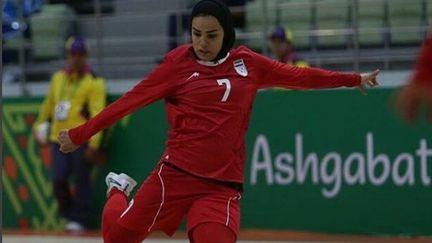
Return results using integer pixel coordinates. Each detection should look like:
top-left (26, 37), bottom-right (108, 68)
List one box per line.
top-left (3, 0), bottom-right (431, 242)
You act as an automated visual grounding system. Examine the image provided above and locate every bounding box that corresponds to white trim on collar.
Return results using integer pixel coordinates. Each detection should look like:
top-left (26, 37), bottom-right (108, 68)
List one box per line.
top-left (196, 53), bottom-right (230, 66)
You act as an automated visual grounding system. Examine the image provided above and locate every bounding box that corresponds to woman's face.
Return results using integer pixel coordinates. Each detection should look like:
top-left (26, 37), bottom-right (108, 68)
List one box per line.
top-left (191, 15), bottom-right (224, 61)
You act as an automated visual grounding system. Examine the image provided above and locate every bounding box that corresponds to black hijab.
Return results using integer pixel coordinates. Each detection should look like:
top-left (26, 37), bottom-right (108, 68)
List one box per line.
top-left (191, 0), bottom-right (236, 62)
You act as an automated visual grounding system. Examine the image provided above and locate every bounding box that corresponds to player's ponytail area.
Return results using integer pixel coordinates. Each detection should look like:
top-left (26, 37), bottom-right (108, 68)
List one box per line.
top-left (3, 230), bottom-right (432, 243)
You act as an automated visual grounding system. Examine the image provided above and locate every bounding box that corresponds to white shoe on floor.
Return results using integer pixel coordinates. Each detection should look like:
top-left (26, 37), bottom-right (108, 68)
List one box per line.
top-left (65, 221), bottom-right (85, 232)
top-left (105, 172), bottom-right (137, 197)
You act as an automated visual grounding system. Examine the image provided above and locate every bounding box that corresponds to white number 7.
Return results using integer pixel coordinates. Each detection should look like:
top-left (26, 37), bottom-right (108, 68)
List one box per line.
top-left (216, 79), bottom-right (231, 102)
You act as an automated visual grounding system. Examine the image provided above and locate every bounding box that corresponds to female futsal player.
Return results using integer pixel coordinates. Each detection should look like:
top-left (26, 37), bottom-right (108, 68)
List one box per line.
top-left (58, 0), bottom-right (379, 242)
top-left (396, 30), bottom-right (432, 122)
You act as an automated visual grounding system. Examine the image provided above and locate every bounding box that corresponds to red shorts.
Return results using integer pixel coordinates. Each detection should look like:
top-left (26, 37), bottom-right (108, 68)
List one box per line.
top-left (116, 163), bottom-right (242, 237)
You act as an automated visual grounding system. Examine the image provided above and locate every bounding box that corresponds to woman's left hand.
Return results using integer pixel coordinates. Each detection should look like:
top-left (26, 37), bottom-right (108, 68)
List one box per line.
top-left (358, 69), bottom-right (380, 95)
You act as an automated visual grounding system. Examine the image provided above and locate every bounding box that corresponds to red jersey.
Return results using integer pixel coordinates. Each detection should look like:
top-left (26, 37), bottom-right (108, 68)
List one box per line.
top-left (411, 36), bottom-right (432, 85)
top-left (69, 45), bottom-right (360, 183)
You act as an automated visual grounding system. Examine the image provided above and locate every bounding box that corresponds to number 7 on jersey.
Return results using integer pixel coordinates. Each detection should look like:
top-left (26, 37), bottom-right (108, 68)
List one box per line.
top-left (216, 79), bottom-right (231, 102)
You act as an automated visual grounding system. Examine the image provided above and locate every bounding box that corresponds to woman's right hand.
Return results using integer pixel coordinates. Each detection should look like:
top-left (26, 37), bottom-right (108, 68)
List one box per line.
top-left (58, 129), bottom-right (79, 153)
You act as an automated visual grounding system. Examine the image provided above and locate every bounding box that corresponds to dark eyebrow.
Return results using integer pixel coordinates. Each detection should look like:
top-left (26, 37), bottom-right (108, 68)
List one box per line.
top-left (192, 27), bottom-right (218, 33)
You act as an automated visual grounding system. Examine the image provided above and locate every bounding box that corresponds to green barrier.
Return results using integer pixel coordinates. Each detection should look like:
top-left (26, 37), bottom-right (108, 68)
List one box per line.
top-left (2, 89), bottom-right (431, 235)
top-left (244, 89), bottom-right (431, 235)
top-left (2, 99), bottom-right (62, 230)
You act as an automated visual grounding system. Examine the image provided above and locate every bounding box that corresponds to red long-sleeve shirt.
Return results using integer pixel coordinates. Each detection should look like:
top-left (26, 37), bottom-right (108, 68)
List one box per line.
top-left (69, 45), bottom-right (361, 183)
top-left (411, 37), bottom-right (432, 85)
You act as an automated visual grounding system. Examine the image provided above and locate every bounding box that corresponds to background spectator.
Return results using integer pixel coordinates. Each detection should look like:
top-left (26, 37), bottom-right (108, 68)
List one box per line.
top-left (269, 26), bottom-right (309, 67)
top-left (33, 36), bottom-right (107, 232)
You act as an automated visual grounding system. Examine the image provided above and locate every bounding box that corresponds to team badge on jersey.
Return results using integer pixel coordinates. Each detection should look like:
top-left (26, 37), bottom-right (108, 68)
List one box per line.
top-left (233, 59), bottom-right (248, 77)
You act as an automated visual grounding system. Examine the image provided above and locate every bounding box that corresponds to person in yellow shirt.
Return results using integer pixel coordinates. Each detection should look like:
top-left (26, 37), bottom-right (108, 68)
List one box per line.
top-left (33, 37), bottom-right (106, 231)
top-left (269, 26), bottom-right (309, 67)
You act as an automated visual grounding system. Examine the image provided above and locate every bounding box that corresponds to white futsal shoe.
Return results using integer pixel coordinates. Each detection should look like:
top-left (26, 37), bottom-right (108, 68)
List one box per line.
top-left (65, 221), bottom-right (85, 232)
top-left (105, 172), bottom-right (137, 197)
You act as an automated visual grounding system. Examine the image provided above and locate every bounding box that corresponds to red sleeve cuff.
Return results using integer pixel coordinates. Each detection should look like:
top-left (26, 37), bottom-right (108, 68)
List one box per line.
top-left (346, 73), bottom-right (361, 87)
top-left (354, 74), bottom-right (362, 86)
top-left (68, 127), bottom-right (83, 146)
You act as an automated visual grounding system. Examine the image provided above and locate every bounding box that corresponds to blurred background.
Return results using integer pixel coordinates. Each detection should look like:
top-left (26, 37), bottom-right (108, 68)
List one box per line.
top-left (2, 0), bottom-right (432, 242)
top-left (3, 0), bottom-right (430, 86)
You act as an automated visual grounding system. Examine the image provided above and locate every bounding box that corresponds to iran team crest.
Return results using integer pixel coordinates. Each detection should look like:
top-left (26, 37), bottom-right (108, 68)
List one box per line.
top-left (233, 59), bottom-right (248, 77)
